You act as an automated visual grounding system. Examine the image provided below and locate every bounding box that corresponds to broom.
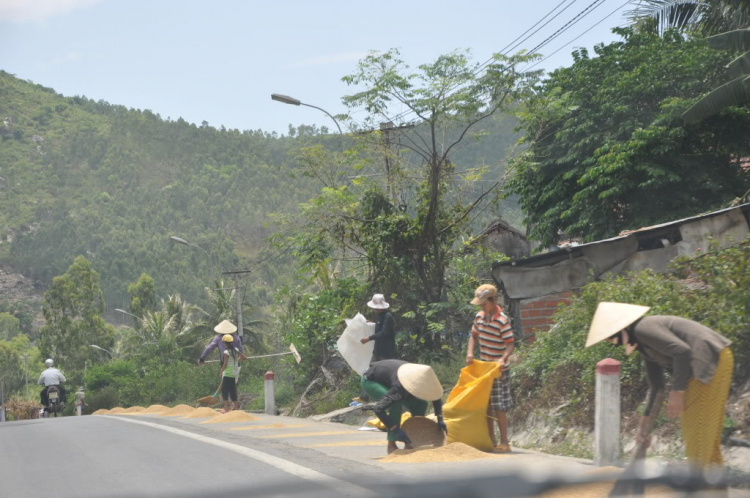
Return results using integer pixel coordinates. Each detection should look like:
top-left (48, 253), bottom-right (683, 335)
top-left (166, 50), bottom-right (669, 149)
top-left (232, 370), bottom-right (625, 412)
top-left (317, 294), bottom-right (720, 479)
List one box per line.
top-left (197, 380), bottom-right (223, 406)
top-left (609, 390), bottom-right (666, 497)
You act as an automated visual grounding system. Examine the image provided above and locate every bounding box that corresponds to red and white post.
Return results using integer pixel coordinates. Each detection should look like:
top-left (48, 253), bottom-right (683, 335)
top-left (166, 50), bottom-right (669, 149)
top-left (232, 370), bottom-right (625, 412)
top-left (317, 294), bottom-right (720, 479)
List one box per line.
top-left (264, 371), bottom-right (275, 416)
top-left (595, 358), bottom-right (621, 466)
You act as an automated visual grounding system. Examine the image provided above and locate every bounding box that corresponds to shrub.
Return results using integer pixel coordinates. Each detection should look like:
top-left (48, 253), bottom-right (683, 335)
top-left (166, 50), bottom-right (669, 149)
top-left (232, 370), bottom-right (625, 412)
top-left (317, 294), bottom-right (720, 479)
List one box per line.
top-left (513, 240), bottom-right (750, 428)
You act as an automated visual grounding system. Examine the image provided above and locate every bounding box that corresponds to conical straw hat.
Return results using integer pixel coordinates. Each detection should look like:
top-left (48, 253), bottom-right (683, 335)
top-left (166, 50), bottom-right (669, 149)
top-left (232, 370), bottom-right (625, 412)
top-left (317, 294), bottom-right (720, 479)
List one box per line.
top-left (214, 320), bottom-right (237, 334)
top-left (585, 302), bottom-right (650, 348)
top-left (396, 363), bottom-right (443, 401)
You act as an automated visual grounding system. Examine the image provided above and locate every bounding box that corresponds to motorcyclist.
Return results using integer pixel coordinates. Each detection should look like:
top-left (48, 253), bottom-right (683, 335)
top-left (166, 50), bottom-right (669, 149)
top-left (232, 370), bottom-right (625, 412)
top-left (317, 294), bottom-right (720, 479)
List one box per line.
top-left (38, 359), bottom-right (67, 409)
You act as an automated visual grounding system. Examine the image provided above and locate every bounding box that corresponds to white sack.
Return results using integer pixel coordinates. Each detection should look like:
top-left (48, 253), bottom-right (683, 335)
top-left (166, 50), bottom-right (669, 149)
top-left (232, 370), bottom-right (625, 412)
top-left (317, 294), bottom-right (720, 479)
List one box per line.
top-left (337, 313), bottom-right (375, 375)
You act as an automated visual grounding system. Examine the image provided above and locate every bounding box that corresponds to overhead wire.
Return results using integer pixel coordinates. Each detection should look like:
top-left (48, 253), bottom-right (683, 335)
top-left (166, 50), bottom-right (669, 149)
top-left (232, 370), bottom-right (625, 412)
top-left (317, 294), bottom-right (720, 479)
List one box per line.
top-left (386, 0), bottom-right (613, 126)
top-left (524, 0), bottom-right (631, 71)
top-left (386, 0), bottom-right (580, 124)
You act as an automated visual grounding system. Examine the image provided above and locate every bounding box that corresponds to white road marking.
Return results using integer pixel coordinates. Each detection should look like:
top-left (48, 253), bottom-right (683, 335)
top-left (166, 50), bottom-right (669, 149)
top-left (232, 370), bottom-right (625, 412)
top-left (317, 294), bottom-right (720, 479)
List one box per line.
top-left (103, 415), bottom-right (373, 497)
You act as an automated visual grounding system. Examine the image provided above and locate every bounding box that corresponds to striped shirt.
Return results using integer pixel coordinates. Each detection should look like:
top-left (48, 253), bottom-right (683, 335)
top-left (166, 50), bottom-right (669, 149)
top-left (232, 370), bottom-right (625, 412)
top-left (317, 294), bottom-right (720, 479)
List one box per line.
top-left (471, 306), bottom-right (514, 371)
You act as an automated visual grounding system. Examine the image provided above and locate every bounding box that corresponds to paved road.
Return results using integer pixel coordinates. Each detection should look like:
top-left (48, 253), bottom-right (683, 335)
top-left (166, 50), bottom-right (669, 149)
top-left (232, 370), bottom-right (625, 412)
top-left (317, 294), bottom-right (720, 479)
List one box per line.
top-left (3, 412), bottom-right (746, 497)
top-left (0, 416), bottom-right (383, 498)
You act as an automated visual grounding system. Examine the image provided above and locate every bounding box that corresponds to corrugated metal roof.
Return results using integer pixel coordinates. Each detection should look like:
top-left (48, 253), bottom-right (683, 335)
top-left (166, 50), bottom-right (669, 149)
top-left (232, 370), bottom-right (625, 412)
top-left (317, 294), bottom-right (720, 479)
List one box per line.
top-left (494, 202), bottom-right (750, 269)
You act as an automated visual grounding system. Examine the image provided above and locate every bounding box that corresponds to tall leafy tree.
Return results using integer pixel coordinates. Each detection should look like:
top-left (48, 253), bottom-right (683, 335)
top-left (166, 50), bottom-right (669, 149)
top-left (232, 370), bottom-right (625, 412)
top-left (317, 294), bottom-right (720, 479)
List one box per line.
top-left (40, 256), bottom-right (116, 370)
top-left (283, 48), bottom-right (538, 352)
top-left (509, 28), bottom-right (750, 246)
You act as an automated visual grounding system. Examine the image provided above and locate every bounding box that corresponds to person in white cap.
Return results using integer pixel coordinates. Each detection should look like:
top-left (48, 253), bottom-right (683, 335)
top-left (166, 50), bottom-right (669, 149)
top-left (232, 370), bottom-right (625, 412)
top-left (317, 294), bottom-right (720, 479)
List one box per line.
top-left (197, 319), bottom-right (244, 364)
top-left (466, 283), bottom-right (515, 453)
top-left (361, 359), bottom-right (447, 454)
top-left (360, 294), bottom-right (398, 363)
top-left (586, 302), bottom-right (733, 471)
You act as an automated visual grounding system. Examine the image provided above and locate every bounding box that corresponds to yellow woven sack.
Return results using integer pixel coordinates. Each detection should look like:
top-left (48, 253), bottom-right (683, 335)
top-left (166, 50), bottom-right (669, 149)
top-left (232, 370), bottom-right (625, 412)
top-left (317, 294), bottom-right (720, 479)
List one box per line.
top-left (365, 412), bottom-right (412, 431)
top-left (443, 360), bottom-right (501, 451)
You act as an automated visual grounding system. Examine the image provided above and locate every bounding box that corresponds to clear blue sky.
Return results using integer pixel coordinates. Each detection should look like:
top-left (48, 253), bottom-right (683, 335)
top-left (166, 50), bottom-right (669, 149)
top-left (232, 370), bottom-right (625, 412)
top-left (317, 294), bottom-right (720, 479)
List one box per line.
top-left (0, 0), bottom-right (633, 134)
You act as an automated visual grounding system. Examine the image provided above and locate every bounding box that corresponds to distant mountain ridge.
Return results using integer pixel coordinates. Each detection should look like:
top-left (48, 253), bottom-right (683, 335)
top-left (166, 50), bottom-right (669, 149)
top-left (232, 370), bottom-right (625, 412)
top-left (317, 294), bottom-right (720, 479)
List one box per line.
top-left (0, 71), bottom-right (521, 308)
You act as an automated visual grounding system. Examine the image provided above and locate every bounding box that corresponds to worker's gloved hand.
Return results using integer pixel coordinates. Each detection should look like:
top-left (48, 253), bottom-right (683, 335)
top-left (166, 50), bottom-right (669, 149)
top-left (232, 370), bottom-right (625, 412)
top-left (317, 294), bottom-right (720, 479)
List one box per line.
top-left (437, 416), bottom-right (448, 434)
top-left (392, 428), bottom-right (411, 444)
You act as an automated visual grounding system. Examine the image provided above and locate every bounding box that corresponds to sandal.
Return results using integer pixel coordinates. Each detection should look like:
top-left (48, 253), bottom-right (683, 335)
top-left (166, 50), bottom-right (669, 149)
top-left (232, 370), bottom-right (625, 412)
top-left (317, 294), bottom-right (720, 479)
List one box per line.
top-left (493, 443), bottom-right (511, 453)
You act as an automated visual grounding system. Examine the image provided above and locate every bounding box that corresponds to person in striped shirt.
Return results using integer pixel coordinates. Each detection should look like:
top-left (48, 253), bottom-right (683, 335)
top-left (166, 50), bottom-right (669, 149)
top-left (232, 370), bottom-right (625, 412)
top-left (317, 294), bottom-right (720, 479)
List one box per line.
top-left (466, 283), bottom-right (515, 453)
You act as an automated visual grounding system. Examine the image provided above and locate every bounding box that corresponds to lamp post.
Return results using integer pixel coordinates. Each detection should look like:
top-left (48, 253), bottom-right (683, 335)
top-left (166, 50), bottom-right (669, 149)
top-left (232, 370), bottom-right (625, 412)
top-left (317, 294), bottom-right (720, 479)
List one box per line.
top-left (170, 236), bottom-right (214, 278)
top-left (114, 308), bottom-right (139, 320)
top-left (271, 94), bottom-right (343, 136)
top-left (90, 344), bottom-right (114, 359)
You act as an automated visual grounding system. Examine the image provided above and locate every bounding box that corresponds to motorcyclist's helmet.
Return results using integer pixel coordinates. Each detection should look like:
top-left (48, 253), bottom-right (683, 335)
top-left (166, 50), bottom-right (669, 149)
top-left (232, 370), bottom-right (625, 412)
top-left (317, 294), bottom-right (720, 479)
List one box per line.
top-left (222, 334), bottom-right (234, 343)
top-left (45, 359), bottom-right (54, 367)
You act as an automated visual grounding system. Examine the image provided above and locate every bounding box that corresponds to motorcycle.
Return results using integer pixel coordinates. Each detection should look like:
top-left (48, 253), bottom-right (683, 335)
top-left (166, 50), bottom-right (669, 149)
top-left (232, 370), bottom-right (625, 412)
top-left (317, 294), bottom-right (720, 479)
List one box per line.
top-left (44, 385), bottom-right (63, 418)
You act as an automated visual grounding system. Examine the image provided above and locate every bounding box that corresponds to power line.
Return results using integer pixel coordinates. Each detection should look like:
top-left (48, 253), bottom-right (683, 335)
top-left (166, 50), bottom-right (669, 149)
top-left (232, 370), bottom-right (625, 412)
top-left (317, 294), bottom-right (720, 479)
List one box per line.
top-left (525, 0), bottom-right (630, 71)
top-left (388, 0), bottom-right (611, 125)
top-left (387, 0), bottom-right (580, 124)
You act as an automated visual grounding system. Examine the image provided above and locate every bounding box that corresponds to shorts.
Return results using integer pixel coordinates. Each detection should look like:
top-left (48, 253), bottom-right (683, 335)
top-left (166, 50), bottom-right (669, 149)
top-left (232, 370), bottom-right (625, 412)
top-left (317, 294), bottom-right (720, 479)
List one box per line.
top-left (489, 374), bottom-right (514, 412)
top-left (222, 376), bottom-right (238, 402)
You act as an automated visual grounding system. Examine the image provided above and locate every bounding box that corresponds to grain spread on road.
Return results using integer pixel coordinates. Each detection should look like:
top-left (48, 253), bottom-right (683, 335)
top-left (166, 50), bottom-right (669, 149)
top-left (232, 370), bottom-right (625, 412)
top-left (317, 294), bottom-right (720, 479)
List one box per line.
top-left (122, 406), bottom-right (145, 414)
top-left (231, 423), bottom-right (309, 430)
top-left (158, 404), bottom-right (195, 416)
top-left (108, 407), bottom-right (127, 414)
top-left (138, 404), bottom-right (169, 414)
top-left (306, 441), bottom-right (385, 448)
top-left (381, 442), bottom-right (499, 463)
top-left (92, 409), bottom-right (110, 415)
top-left (257, 430), bottom-right (359, 439)
top-left (199, 411), bottom-right (258, 424)
top-left (180, 407), bottom-right (220, 419)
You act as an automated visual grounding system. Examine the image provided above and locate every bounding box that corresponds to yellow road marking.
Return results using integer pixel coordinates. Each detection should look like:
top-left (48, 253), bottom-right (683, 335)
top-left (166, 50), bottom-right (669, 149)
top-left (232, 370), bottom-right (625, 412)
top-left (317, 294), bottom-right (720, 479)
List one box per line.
top-left (306, 440), bottom-right (385, 448)
top-left (258, 430), bottom-right (360, 438)
top-left (231, 424), bottom-right (310, 431)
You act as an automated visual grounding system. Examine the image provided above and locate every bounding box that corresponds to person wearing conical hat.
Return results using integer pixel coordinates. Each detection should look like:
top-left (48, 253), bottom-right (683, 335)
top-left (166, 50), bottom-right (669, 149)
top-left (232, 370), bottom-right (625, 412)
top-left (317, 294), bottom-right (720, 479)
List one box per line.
top-left (360, 294), bottom-right (398, 363)
top-left (361, 360), bottom-right (447, 454)
top-left (197, 319), bottom-right (245, 364)
top-left (586, 302), bottom-right (733, 470)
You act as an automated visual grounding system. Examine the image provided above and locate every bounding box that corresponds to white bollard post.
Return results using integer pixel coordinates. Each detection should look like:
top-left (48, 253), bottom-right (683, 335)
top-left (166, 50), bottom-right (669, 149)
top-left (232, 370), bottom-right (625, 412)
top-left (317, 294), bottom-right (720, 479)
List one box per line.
top-left (595, 358), bottom-right (621, 466)
top-left (76, 405), bottom-right (82, 416)
top-left (0, 407), bottom-right (5, 422)
top-left (264, 371), bottom-right (275, 416)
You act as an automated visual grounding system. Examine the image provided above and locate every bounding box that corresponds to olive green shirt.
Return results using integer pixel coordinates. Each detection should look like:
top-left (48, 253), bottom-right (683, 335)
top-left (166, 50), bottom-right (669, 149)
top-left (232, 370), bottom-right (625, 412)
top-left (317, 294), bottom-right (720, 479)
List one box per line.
top-left (632, 315), bottom-right (731, 416)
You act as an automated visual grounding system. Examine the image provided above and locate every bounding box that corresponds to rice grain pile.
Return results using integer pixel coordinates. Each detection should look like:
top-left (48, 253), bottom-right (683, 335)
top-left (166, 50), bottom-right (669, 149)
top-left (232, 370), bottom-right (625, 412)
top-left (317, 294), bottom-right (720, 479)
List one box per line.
top-left (108, 407), bottom-right (127, 414)
top-left (231, 423), bottom-right (307, 431)
top-left (180, 407), bottom-right (220, 419)
top-left (138, 404), bottom-right (169, 414)
top-left (381, 442), bottom-right (496, 463)
top-left (159, 404), bottom-right (195, 417)
top-left (200, 411), bottom-right (258, 424)
top-left (122, 406), bottom-right (145, 414)
top-left (92, 409), bottom-right (110, 415)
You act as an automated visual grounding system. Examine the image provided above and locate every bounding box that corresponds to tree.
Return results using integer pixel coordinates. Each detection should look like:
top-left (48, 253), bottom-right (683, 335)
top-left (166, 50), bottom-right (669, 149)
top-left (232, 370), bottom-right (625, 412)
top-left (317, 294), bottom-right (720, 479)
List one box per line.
top-left (627, 0), bottom-right (750, 36)
top-left (626, 1), bottom-right (750, 123)
top-left (0, 312), bottom-right (21, 340)
top-left (508, 28), bottom-right (750, 247)
top-left (127, 272), bottom-right (158, 326)
top-left (283, 48), bottom-right (538, 353)
top-left (40, 256), bottom-right (116, 371)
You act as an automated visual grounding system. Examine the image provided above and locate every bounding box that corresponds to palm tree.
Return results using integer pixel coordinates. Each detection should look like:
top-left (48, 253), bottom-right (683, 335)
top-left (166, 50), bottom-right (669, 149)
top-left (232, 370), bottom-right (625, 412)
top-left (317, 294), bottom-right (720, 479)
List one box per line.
top-left (627, 1), bottom-right (750, 36)
top-left (627, 1), bottom-right (750, 122)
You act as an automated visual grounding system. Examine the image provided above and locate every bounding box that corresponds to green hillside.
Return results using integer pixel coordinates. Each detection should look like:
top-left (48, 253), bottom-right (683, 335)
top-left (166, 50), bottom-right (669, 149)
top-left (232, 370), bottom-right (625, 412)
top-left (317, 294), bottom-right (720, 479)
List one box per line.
top-left (0, 71), bottom-right (521, 308)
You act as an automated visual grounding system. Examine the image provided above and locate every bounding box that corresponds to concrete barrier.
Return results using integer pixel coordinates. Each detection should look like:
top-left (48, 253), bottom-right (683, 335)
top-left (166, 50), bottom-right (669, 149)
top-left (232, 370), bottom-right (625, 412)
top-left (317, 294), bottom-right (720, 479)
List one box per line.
top-left (264, 371), bottom-right (275, 416)
top-left (595, 358), bottom-right (621, 466)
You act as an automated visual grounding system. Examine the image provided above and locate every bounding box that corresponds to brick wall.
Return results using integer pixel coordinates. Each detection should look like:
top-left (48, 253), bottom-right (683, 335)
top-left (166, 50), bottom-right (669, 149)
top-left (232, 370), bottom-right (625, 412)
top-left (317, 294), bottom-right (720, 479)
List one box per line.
top-left (517, 291), bottom-right (574, 341)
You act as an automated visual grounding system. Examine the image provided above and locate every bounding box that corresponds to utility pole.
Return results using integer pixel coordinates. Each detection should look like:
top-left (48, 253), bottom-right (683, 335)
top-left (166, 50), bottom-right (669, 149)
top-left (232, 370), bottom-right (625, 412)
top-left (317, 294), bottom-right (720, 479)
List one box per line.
top-left (22, 354), bottom-right (28, 396)
top-left (221, 270), bottom-right (252, 342)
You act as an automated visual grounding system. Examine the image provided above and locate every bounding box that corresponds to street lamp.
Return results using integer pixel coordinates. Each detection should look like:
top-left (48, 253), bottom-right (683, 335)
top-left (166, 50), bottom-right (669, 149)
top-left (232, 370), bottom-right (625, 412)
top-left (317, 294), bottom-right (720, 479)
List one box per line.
top-left (271, 94), bottom-right (343, 136)
top-left (170, 236), bottom-right (214, 278)
top-left (90, 344), bottom-right (114, 359)
top-left (114, 308), bottom-right (139, 319)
